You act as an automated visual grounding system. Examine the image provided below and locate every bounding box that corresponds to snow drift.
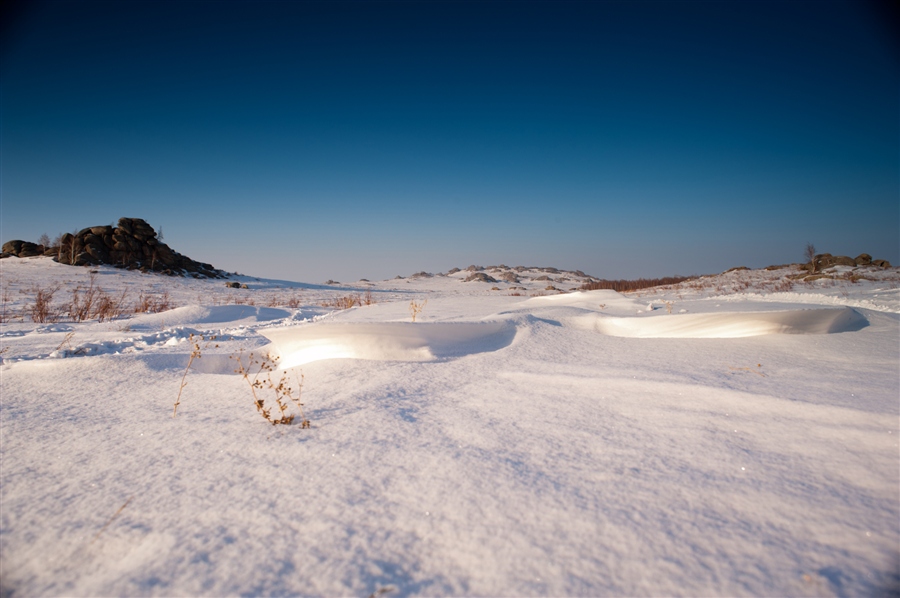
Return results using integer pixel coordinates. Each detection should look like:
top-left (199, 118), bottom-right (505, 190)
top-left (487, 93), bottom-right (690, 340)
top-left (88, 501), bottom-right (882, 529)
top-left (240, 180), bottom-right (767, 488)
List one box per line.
top-left (585, 306), bottom-right (868, 338)
top-left (261, 320), bottom-right (516, 367)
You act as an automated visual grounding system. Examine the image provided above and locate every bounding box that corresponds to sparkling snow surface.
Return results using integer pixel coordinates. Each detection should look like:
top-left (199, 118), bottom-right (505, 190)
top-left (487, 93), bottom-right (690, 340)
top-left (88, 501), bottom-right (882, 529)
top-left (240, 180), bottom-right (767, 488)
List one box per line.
top-left (1, 258), bottom-right (898, 596)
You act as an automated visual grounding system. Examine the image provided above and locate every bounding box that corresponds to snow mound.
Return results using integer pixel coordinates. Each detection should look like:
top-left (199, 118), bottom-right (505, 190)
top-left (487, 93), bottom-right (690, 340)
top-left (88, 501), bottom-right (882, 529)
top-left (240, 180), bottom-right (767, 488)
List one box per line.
top-left (261, 321), bottom-right (515, 367)
top-left (584, 307), bottom-right (868, 338)
top-left (130, 305), bottom-right (291, 329)
top-left (524, 290), bottom-right (639, 312)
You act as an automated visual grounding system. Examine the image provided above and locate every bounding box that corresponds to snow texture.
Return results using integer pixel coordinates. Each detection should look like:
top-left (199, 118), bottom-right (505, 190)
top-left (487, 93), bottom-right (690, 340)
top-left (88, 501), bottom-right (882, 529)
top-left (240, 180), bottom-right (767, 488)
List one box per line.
top-left (1, 258), bottom-right (898, 596)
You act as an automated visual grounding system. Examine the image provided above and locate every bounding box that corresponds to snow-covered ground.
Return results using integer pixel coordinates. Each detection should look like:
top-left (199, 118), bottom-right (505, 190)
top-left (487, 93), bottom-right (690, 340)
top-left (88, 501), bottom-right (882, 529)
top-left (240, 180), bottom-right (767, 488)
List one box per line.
top-left (1, 257), bottom-right (898, 596)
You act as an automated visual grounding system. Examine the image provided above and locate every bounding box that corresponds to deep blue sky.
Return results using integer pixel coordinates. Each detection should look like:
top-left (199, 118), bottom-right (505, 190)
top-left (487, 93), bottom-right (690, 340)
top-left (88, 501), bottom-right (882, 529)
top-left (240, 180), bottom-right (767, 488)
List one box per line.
top-left (2, 0), bottom-right (897, 282)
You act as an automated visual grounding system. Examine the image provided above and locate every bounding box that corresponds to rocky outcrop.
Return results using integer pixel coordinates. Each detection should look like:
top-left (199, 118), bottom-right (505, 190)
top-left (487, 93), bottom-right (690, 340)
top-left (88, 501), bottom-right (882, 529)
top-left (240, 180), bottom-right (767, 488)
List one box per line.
top-left (2, 240), bottom-right (45, 258)
top-left (464, 272), bottom-right (498, 283)
top-left (812, 253), bottom-right (892, 270)
top-left (2, 218), bottom-right (225, 278)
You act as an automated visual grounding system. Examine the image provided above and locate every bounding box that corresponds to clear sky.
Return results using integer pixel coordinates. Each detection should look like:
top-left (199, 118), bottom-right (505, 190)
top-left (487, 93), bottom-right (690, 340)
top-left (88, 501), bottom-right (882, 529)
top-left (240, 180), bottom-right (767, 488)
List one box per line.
top-left (2, 0), bottom-right (897, 282)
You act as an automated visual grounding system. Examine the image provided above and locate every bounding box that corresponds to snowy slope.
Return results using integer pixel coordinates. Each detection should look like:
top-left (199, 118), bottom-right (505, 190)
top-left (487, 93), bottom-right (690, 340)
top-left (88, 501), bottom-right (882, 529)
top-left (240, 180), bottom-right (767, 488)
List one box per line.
top-left (1, 257), bottom-right (898, 597)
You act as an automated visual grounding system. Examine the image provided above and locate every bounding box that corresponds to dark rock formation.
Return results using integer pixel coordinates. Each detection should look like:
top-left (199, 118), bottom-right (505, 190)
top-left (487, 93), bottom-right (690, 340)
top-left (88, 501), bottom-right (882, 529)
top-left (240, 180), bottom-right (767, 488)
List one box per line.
top-left (2, 240), bottom-right (44, 257)
top-left (2, 218), bottom-right (225, 278)
top-left (464, 272), bottom-right (498, 283)
top-left (832, 256), bottom-right (856, 267)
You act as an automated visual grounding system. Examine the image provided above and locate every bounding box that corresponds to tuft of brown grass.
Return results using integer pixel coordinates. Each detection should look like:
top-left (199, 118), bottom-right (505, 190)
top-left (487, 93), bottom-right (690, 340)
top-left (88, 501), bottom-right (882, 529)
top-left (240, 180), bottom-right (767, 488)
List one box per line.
top-left (28, 283), bottom-right (62, 323)
top-left (68, 273), bottom-right (100, 322)
top-left (286, 293), bottom-right (303, 308)
top-left (61, 273), bottom-right (132, 322)
top-left (136, 290), bottom-right (173, 313)
top-left (321, 294), bottom-right (361, 310)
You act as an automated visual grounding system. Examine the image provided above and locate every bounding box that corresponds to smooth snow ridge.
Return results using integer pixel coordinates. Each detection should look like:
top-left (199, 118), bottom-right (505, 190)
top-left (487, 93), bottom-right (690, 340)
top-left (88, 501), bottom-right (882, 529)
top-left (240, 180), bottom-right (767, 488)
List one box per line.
top-left (262, 320), bottom-right (516, 367)
top-left (585, 307), bottom-right (868, 338)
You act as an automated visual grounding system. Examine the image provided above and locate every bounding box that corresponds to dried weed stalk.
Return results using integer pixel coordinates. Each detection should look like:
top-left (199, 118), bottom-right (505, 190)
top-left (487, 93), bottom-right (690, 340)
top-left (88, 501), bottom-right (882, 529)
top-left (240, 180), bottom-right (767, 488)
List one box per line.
top-left (172, 334), bottom-right (218, 417)
top-left (232, 350), bottom-right (310, 427)
top-left (409, 298), bottom-right (427, 322)
top-left (729, 363), bottom-right (766, 377)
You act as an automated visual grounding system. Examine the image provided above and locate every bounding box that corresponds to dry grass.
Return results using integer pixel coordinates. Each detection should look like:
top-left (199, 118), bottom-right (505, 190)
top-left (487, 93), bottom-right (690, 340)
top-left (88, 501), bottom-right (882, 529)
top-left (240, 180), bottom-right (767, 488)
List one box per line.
top-left (170, 340), bottom-right (311, 427)
top-left (68, 273), bottom-right (100, 322)
top-left (28, 283), bottom-right (62, 323)
top-left (90, 496), bottom-right (133, 545)
top-left (22, 275), bottom-right (175, 324)
top-left (232, 351), bottom-right (310, 427)
top-left (729, 364), bottom-right (766, 377)
top-left (409, 298), bottom-right (427, 322)
top-left (581, 276), bottom-right (696, 293)
top-left (135, 290), bottom-right (173, 313)
top-left (1, 283), bottom-right (16, 323)
top-left (173, 334), bottom-right (218, 417)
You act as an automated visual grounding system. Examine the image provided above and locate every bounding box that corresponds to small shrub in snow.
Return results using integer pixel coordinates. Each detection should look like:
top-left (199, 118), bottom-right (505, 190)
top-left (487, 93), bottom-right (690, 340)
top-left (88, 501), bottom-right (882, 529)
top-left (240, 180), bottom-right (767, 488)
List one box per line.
top-left (232, 351), bottom-right (309, 427)
top-left (28, 283), bottom-right (61, 323)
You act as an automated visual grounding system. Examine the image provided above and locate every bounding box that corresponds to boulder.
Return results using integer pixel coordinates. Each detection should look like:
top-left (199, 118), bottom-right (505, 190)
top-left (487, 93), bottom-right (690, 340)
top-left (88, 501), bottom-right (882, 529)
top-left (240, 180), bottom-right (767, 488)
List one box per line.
top-left (832, 256), bottom-right (856, 267)
top-left (2, 240), bottom-right (43, 257)
top-left (855, 254), bottom-right (872, 266)
top-left (873, 259), bottom-right (892, 268)
top-left (814, 253), bottom-right (835, 269)
top-left (2, 240), bottom-right (24, 254)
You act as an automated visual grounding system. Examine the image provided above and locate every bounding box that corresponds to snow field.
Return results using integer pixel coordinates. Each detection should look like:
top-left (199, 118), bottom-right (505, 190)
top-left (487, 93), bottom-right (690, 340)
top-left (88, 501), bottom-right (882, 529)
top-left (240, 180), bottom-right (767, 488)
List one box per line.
top-left (0, 258), bottom-right (898, 596)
